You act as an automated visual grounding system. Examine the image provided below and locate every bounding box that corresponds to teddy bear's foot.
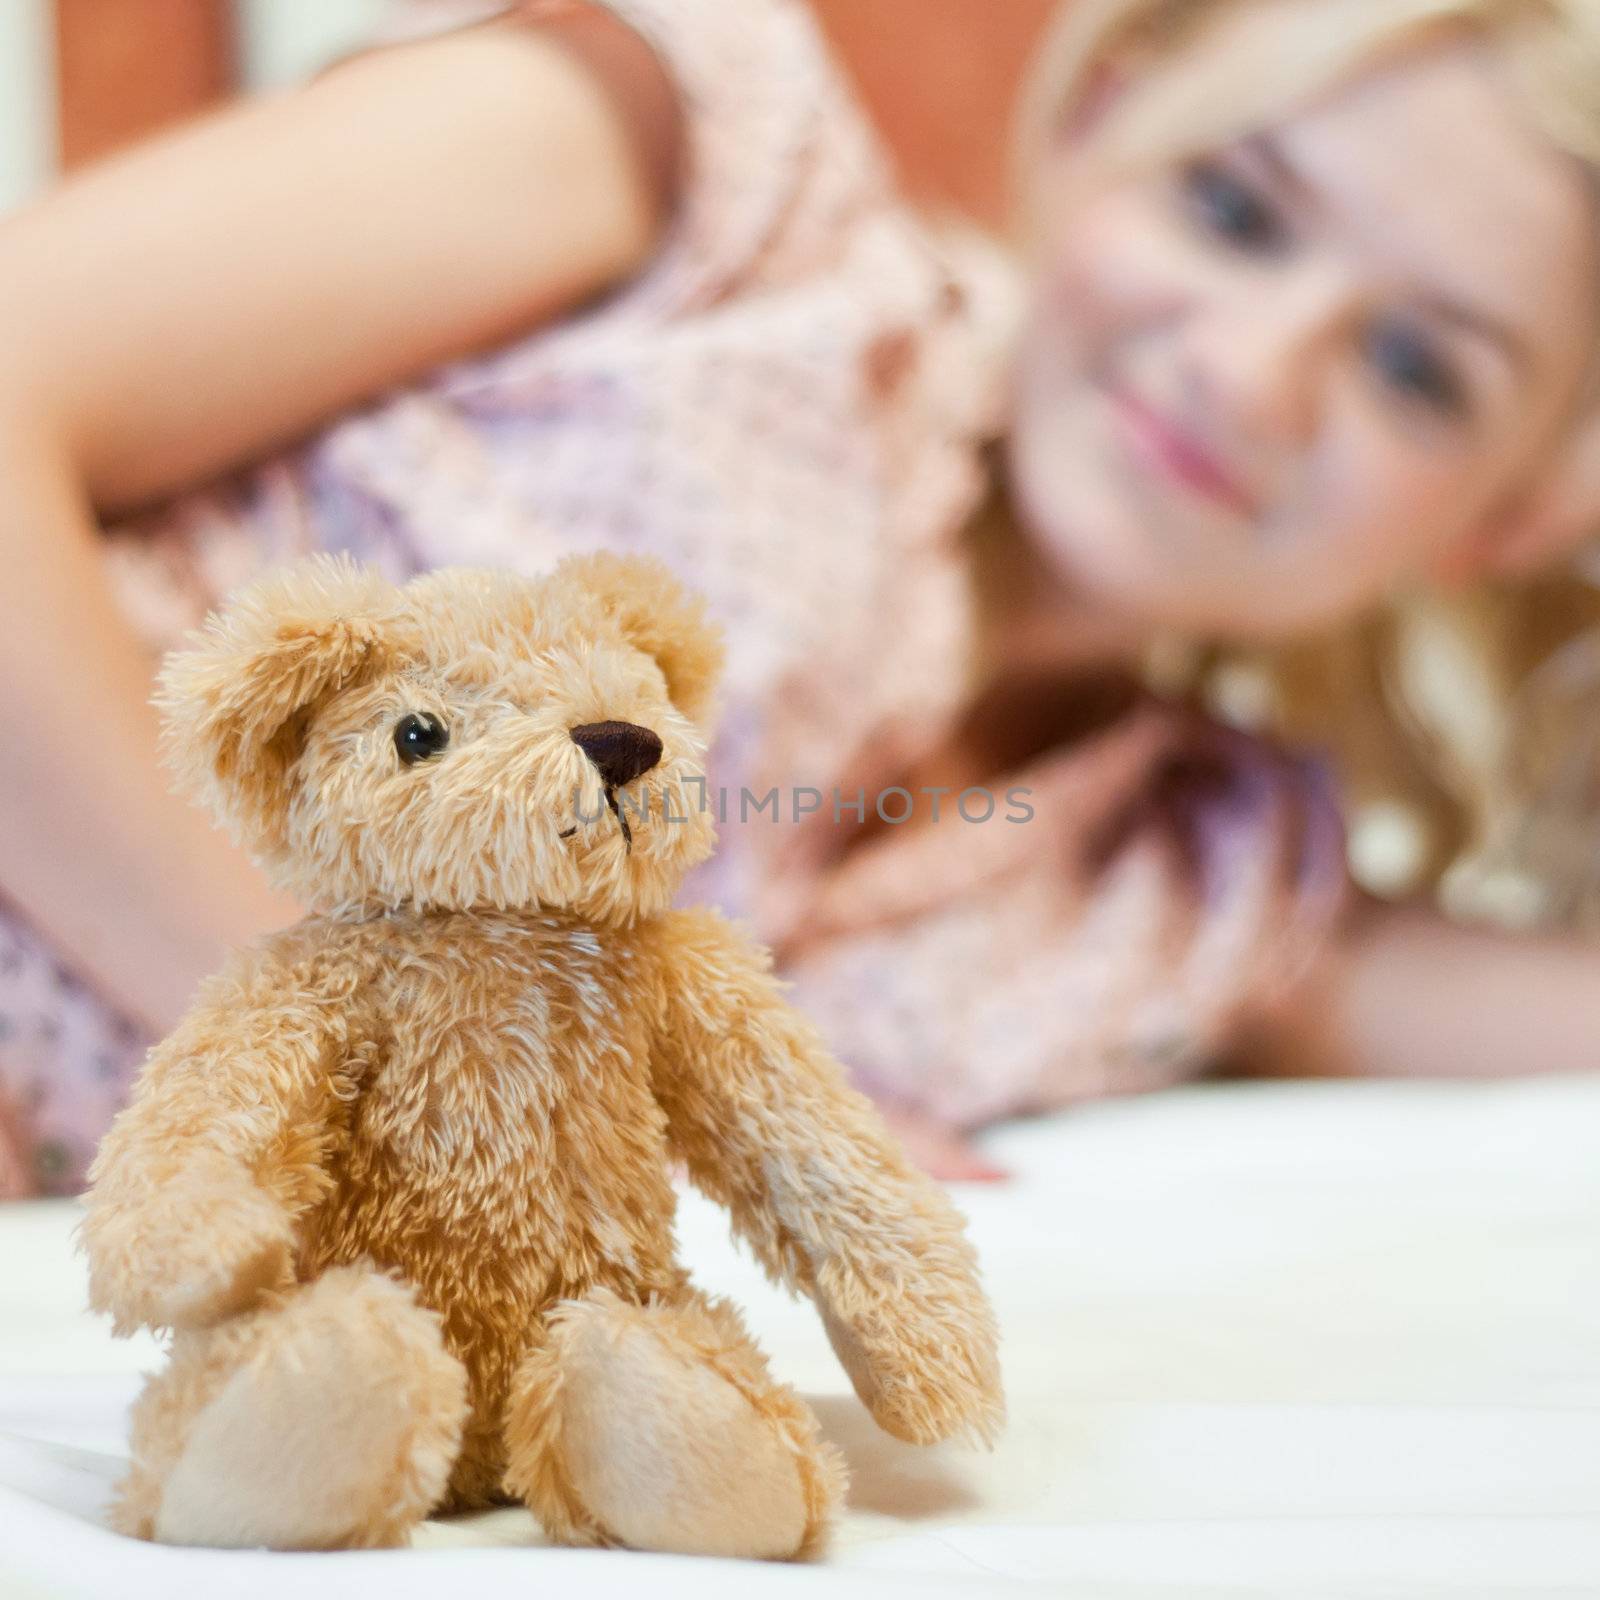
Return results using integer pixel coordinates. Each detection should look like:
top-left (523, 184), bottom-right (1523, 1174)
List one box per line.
top-left (121, 1266), bottom-right (467, 1551)
top-left (505, 1286), bottom-right (846, 1560)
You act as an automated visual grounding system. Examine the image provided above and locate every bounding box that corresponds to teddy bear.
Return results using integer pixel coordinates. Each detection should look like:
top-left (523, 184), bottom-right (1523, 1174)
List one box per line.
top-left (79, 551), bottom-right (1003, 1560)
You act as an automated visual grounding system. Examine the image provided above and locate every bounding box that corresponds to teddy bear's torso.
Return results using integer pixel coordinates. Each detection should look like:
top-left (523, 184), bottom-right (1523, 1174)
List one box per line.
top-left (287, 906), bottom-right (686, 1505)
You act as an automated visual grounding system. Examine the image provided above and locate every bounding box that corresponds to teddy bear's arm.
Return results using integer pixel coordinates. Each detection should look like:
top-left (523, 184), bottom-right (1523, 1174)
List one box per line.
top-left (639, 907), bottom-right (1003, 1449)
top-left (79, 933), bottom-right (351, 1336)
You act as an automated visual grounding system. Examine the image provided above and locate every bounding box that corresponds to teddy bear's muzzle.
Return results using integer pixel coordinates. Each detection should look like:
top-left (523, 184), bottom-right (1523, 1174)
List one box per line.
top-left (570, 721), bottom-right (664, 790)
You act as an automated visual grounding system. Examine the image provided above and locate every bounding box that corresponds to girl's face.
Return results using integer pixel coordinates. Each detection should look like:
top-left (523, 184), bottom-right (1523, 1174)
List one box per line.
top-left (1011, 30), bottom-right (1600, 639)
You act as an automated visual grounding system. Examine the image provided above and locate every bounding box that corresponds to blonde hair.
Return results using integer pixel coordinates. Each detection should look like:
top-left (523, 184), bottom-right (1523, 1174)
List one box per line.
top-left (1020, 0), bottom-right (1600, 199)
top-left (1012, 0), bottom-right (1600, 930)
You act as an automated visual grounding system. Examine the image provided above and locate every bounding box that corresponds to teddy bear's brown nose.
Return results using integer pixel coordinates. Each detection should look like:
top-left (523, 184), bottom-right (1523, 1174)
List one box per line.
top-left (570, 720), bottom-right (663, 788)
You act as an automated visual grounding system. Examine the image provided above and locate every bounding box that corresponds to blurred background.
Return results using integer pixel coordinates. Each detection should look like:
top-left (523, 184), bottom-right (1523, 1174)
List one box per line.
top-left (0, 0), bottom-right (1062, 223)
top-left (0, 0), bottom-right (390, 212)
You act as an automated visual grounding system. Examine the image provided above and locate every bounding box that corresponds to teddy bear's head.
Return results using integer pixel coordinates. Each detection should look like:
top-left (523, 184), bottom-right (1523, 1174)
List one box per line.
top-left (158, 553), bottom-right (725, 924)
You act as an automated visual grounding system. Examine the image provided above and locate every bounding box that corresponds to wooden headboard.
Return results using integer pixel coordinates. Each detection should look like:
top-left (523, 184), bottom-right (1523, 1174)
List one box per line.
top-left (55, 0), bottom-right (233, 170)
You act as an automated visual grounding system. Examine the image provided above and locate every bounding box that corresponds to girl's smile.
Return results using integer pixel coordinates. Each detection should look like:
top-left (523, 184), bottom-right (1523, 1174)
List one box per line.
top-left (1104, 376), bottom-right (1260, 519)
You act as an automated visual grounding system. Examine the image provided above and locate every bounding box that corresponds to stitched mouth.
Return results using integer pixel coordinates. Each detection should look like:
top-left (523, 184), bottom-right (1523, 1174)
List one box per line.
top-left (604, 786), bottom-right (633, 853)
top-left (558, 784), bottom-right (636, 853)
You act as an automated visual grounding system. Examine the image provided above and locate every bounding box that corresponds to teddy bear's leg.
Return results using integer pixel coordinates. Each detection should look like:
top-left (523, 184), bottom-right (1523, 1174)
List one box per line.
top-left (116, 1266), bottom-right (467, 1550)
top-left (503, 1286), bottom-right (846, 1561)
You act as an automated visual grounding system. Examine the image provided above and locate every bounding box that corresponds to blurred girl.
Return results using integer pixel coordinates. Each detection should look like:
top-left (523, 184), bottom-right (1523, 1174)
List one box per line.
top-left (774, 0), bottom-right (1600, 1162)
top-left (1, 0), bottom-right (1598, 1193)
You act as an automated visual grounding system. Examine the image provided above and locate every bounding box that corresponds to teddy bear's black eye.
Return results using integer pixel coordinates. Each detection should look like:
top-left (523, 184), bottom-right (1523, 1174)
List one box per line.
top-left (394, 712), bottom-right (449, 765)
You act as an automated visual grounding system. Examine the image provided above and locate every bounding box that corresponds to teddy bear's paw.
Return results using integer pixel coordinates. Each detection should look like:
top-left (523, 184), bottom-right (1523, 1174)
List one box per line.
top-left (152, 1267), bottom-right (467, 1550)
top-left (151, 1198), bottom-right (293, 1332)
top-left (816, 1245), bottom-right (1006, 1451)
top-left (84, 1172), bottom-right (295, 1334)
top-left (507, 1289), bottom-right (846, 1561)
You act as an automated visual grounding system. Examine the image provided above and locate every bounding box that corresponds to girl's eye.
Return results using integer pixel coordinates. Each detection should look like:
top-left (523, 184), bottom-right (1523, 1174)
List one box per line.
top-left (394, 712), bottom-right (449, 765)
top-left (1362, 321), bottom-right (1469, 419)
top-left (1181, 159), bottom-right (1286, 253)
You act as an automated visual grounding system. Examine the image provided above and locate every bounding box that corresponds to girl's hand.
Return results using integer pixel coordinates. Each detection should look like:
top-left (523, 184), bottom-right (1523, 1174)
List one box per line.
top-left (0, 1104), bottom-right (28, 1201)
top-left (1065, 718), bottom-right (1351, 1061)
top-left (879, 1108), bottom-right (1010, 1183)
top-left (772, 704), bottom-right (1351, 1127)
top-left (767, 702), bottom-right (1176, 960)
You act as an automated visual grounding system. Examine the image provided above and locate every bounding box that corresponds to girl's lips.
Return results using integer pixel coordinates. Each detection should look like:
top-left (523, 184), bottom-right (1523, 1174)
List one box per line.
top-left (1107, 383), bottom-right (1257, 516)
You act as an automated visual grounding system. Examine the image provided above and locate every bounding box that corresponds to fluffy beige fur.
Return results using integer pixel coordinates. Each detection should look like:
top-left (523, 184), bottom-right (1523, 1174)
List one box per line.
top-left (80, 553), bottom-right (1003, 1558)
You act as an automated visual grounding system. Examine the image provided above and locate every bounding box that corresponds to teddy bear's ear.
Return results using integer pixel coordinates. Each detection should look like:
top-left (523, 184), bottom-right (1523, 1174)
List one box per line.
top-left (554, 551), bottom-right (726, 728)
top-left (156, 555), bottom-right (400, 851)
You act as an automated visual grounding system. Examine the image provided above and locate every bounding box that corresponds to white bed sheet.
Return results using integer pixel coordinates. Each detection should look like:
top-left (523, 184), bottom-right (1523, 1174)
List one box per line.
top-left (2, 1075), bottom-right (1598, 1598)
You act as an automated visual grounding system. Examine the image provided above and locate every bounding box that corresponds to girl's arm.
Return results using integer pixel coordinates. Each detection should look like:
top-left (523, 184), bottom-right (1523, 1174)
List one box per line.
top-left (0, 8), bottom-right (679, 1034)
top-left (1242, 902), bottom-right (1600, 1081)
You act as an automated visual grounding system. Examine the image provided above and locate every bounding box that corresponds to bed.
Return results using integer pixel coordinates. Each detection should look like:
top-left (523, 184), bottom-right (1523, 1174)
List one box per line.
top-left (3, 1073), bottom-right (1599, 1597)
